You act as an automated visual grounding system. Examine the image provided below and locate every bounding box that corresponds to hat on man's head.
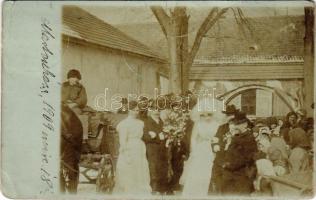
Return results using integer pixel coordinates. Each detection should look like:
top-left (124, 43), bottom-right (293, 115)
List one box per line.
top-left (222, 104), bottom-right (239, 115)
top-left (67, 69), bottom-right (81, 80)
top-left (233, 111), bottom-right (249, 125)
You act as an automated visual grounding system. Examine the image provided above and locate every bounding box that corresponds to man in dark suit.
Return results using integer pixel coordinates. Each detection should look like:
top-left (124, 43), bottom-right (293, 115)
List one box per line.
top-left (142, 104), bottom-right (169, 194)
top-left (210, 105), bottom-right (238, 194)
top-left (221, 111), bottom-right (258, 195)
top-left (138, 96), bottom-right (149, 121)
top-left (168, 113), bottom-right (194, 193)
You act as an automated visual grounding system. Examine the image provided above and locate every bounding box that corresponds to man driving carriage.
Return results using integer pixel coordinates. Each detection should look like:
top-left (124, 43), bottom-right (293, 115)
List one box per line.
top-left (60, 69), bottom-right (88, 193)
top-left (62, 69), bottom-right (90, 142)
top-left (61, 69), bottom-right (122, 193)
top-left (61, 69), bottom-right (87, 113)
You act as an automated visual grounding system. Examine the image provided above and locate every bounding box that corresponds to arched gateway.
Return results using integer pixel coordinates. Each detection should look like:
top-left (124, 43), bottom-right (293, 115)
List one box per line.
top-left (216, 84), bottom-right (297, 116)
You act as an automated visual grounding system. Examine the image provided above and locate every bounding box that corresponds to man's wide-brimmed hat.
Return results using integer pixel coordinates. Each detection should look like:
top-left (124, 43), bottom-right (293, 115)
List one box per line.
top-left (222, 104), bottom-right (239, 115)
top-left (67, 69), bottom-right (82, 80)
top-left (233, 111), bottom-right (249, 125)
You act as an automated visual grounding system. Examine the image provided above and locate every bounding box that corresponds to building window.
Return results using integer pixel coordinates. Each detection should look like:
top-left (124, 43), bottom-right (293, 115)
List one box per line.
top-left (241, 89), bottom-right (256, 115)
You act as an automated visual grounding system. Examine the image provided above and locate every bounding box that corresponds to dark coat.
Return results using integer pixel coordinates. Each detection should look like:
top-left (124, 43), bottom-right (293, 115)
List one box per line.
top-left (142, 116), bottom-right (168, 192)
top-left (167, 119), bottom-right (193, 191)
top-left (280, 125), bottom-right (297, 145)
top-left (212, 123), bottom-right (230, 165)
top-left (61, 82), bottom-right (87, 108)
top-left (60, 105), bottom-right (83, 193)
top-left (210, 123), bottom-right (230, 193)
top-left (182, 119), bottom-right (194, 158)
top-left (169, 138), bottom-right (187, 191)
top-left (61, 105), bottom-right (83, 166)
top-left (222, 129), bottom-right (258, 195)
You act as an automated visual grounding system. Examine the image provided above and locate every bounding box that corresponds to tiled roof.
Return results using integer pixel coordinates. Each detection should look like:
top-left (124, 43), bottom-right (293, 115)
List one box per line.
top-left (190, 64), bottom-right (304, 80)
top-left (62, 6), bottom-right (165, 61)
top-left (198, 15), bottom-right (305, 60)
top-left (116, 15), bottom-right (305, 64)
top-left (194, 55), bottom-right (304, 65)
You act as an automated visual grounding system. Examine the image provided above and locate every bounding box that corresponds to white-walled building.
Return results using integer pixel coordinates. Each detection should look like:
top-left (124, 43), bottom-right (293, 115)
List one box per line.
top-left (62, 6), bottom-right (168, 110)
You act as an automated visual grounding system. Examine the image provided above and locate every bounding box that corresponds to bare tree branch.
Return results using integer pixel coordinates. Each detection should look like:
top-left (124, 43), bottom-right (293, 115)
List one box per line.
top-left (151, 6), bottom-right (171, 36)
top-left (188, 8), bottom-right (218, 58)
top-left (188, 7), bottom-right (229, 65)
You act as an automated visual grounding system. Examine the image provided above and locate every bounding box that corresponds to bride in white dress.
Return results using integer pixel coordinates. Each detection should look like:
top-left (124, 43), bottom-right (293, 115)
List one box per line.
top-left (113, 101), bottom-right (151, 195)
top-left (182, 99), bottom-right (220, 196)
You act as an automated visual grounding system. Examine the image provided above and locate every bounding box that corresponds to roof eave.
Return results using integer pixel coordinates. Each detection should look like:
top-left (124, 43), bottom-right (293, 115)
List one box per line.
top-left (62, 34), bottom-right (168, 64)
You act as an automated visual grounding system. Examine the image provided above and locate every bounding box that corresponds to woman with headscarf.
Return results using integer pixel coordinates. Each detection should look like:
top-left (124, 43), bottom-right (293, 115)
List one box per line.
top-left (271, 128), bottom-right (312, 197)
top-left (280, 111), bottom-right (298, 145)
top-left (288, 128), bottom-right (311, 173)
top-left (266, 117), bottom-right (281, 137)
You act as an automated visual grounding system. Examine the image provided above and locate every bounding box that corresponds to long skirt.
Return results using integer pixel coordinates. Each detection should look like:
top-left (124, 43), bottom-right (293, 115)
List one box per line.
top-left (113, 139), bottom-right (151, 195)
top-left (182, 141), bottom-right (214, 196)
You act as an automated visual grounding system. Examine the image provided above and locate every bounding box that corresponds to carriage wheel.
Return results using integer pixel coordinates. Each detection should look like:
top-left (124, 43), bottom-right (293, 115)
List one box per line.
top-left (96, 157), bottom-right (115, 193)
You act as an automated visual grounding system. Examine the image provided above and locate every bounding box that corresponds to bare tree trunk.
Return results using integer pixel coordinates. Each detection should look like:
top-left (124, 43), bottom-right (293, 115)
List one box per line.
top-left (152, 6), bottom-right (187, 94)
top-left (172, 7), bottom-right (188, 93)
top-left (181, 14), bottom-right (189, 92)
top-left (304, 7), bottom-right (314, 117)
top-left (151, 6), bottom-right (228, 94)
top-left (167, 16), bottom-right (182, 94)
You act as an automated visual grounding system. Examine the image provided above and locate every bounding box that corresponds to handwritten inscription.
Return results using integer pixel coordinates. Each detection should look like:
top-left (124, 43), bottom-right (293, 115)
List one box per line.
top-left (39, 17), bottom-right (56, 194)
top-left (40, 18), bottom-right (55, 96)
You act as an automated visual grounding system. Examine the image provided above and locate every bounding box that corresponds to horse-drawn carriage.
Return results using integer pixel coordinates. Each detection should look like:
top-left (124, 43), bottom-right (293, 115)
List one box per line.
top-left (61, 105), bottom-right (126, 193)
top-left (78, 110), bottom-right (128, 193)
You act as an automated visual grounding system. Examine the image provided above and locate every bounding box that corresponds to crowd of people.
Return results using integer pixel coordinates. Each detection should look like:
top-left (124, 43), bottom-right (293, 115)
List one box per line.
top-left (211, 107), bottom-right (314, 197)
top-left (61, 69), bottom-right (314, 196)
top-left (112, 96), bottom-right (314, 197)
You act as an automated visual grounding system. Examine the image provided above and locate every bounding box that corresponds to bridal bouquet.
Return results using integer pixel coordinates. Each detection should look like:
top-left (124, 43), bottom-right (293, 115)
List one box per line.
top-left (163, 109), bottom-right (188, 140)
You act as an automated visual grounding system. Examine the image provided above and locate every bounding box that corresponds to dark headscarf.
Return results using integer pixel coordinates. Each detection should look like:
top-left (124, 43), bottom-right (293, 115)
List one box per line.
top-left (289, 128), bottom-right (310, 149)
top-left (282, 111), bottom-right (298, 128)
top-left (266, 117), bottom-right (278, 128)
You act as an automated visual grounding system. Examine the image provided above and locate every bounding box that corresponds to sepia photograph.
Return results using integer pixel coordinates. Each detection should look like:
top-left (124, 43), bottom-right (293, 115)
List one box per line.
top-left (2, 0), bottom-right (316, 199)
top-left (3, 1), bottom-right (315, 199)
top-left (59, 3), bottom-right (315, 198)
